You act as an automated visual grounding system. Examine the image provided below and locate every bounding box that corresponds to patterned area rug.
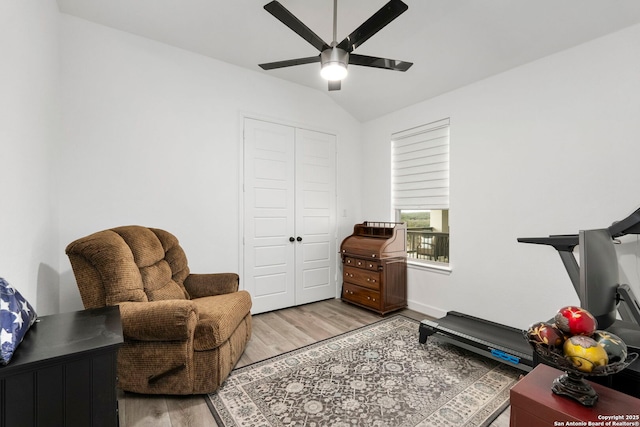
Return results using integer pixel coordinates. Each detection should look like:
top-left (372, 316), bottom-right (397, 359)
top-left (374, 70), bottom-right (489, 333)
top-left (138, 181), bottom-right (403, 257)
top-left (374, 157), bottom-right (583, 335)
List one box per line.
top-left (206, 315), bottom-right (519, 426)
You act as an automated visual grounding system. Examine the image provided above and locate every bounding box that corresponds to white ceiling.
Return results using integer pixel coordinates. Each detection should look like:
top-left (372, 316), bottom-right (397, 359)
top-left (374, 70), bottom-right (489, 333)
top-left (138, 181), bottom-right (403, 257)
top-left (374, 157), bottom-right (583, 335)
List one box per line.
top-left (56, 0), bottom-right (640, 122)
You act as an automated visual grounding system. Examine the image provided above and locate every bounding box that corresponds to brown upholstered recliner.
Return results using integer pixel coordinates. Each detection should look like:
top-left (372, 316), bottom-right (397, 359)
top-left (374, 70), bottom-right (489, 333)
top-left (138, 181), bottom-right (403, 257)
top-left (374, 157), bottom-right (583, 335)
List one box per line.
top-left (65, 225), bottom-right (252, 395)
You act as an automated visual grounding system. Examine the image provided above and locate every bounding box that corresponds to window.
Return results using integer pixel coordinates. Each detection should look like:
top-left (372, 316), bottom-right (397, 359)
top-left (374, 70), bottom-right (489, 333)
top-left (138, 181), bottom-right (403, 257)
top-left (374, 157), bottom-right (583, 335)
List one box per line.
top-left (400, 209), bottom-right (449, 263)
top-left (391, 119), bottom-right (450, 265)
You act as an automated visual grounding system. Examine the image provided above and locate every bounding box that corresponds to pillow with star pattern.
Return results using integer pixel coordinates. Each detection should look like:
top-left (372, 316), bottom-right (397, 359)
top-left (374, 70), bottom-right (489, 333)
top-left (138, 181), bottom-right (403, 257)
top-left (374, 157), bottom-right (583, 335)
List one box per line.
top-left (1, 277), bottom-right (37, 365)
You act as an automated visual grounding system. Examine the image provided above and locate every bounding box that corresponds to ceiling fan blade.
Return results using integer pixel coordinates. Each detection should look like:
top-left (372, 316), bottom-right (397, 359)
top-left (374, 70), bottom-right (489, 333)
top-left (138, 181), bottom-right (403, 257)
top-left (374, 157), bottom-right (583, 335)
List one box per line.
top-left (337, 0), bottom-right (408, 52)
top-left (259, 56), bottom-right (320, 70)
top-left (264, 1), bottom-right (330, 52)
top-left (328, 80), bottom-right (341, 91)
top-left (349, 53), bottom-right (413, 71)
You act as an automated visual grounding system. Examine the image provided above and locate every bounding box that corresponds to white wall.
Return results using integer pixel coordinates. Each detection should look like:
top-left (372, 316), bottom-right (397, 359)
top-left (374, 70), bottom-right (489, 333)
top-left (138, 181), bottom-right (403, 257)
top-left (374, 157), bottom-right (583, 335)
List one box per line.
top-left (6, 6), bottom-right (640, 323)
top-left (362, 23), bottom-right (640, 329)
top-left (58, 15), bottom-right (362, 312)
top-left (0, 1), bottom-right (61, 315)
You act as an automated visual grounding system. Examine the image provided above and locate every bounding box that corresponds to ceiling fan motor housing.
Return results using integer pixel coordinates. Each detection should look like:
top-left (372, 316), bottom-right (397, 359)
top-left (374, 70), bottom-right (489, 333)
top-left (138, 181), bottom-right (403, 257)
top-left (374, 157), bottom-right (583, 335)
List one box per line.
top-left (320, 47), bottom-right (349, 80)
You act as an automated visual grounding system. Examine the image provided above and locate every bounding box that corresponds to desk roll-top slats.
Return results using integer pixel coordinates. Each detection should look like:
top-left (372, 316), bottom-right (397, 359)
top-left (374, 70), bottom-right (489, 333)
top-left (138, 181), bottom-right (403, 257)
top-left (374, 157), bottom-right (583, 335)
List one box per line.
top-left (340, 222), bottom-right (407, 315)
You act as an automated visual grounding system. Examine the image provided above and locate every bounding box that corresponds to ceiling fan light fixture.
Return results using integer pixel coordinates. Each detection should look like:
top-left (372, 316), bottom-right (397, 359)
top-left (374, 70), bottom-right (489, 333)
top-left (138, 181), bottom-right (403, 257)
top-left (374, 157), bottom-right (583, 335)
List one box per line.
top-left (321, 63), bottom-right (348, 81)
top-left (320, 47), bottom-right (349, 81)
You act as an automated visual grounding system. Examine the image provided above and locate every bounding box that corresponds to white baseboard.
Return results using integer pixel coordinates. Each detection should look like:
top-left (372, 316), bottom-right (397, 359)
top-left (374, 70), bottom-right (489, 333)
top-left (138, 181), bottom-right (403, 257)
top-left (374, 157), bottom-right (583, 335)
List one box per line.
top-left (407, 299), bottom-right (447, 319)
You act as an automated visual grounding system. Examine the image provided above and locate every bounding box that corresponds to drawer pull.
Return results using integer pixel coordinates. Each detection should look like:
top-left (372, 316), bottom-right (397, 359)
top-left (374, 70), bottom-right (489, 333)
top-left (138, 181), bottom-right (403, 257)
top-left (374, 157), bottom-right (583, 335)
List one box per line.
top-left (366, 278), bottom-right (376, 283)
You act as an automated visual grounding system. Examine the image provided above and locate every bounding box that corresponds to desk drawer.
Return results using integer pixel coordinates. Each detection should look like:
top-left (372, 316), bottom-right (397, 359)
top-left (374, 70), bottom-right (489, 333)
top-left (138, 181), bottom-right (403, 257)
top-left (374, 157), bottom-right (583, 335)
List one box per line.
top-left (361, 259), bottom-right (380, 271)
top-left (343, 257), bottom-right (357, 267)
top-left (343, 266), bottom-right (380, 290)
top-left (342, 283), bottom-right (381, 311)
top-left (343, 257), bottom-right (380, 271)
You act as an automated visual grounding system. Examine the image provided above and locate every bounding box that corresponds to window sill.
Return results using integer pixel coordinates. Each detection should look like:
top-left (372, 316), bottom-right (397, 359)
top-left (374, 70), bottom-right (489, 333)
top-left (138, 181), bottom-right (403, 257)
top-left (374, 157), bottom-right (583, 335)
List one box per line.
top-left (407, 259), bottom-right (452, 275)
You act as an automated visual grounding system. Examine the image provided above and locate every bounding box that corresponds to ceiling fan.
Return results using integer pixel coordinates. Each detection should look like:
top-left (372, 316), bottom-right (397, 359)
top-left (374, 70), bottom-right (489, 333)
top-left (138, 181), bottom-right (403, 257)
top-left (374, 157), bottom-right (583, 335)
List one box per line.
top-left (259, 0), bottom-right (413, 91)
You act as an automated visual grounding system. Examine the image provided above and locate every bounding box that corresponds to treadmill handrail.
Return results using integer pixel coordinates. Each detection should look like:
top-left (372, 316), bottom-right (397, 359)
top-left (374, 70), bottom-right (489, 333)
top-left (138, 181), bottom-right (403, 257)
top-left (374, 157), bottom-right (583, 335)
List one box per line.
top-left (617, 284), bottom-right (640, 326)
top-left (609, 207), bottom-right (640, 238)
top-left (517, 235), bottom-right (578, 252)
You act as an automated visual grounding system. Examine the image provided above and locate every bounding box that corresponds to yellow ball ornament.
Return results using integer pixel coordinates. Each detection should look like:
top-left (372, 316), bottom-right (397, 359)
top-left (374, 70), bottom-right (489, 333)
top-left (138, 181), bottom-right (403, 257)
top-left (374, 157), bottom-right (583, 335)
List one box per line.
top-left (563, 335), bottom-right (608, 373)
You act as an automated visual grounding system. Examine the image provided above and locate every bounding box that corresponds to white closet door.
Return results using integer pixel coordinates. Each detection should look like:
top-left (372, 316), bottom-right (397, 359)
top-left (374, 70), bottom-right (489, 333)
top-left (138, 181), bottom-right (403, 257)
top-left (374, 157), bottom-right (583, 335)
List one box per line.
top-left (243, 118), bottom-right (296, 313)
top-left (294, 128), bottom-right (337, 305)
top-left (243, 118), bottom-right (337, 314)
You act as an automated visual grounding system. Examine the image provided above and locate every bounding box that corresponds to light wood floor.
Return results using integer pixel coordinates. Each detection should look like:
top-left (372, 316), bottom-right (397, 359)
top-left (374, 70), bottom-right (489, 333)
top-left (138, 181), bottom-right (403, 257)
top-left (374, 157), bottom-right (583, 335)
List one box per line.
top-left (117, 299), bottom-right (510, 426)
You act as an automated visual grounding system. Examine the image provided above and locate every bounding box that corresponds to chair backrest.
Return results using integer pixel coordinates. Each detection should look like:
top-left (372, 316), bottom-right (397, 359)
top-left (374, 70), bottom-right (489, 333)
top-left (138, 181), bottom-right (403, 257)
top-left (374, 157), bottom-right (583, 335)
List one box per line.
top-left (66, 226), bottom-right (191, 309)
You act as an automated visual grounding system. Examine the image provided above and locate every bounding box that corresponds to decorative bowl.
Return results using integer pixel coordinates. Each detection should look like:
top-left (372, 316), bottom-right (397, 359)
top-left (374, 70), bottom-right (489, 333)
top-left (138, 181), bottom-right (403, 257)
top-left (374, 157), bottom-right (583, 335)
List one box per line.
top-left (523, 330), bottom-right (638, 406)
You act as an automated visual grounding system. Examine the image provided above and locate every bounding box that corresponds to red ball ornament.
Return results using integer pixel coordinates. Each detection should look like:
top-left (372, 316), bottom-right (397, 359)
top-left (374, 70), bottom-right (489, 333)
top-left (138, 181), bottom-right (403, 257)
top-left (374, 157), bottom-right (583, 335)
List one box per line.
top-left (527, 321), bottom-right (565, 350)
top-left (554, 306), bottom-right (597, 336)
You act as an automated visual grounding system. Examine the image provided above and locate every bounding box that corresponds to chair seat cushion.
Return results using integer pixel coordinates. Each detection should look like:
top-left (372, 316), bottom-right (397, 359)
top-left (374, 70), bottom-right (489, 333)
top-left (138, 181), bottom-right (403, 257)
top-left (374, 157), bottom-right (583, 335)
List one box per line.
top-left (192, 290), bottom-right (252, 351)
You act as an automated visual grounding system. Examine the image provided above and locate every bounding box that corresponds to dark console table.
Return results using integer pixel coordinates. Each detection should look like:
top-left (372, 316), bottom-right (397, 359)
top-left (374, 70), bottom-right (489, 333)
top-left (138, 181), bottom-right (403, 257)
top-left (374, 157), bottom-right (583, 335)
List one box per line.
top-left (0, 306), bottom-right (123, 427)
top-left (510, 363), bottom-right (640, 427)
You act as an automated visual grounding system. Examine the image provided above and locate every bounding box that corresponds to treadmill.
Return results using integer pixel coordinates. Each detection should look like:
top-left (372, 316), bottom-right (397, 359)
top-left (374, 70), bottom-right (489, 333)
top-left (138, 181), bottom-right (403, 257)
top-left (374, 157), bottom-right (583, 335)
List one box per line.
top-left (516, 208), bottom-right (640, 349)
top-left (419, 206), bottom-right (640, 380)
top-left (419, 311), bottom-right (534, 372)
top-left (516, 207), bottom-right (640, 397)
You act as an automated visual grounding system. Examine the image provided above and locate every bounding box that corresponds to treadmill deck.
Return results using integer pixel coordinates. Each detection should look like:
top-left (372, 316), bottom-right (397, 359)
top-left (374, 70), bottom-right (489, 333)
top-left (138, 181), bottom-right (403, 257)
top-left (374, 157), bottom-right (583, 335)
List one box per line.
top-left (419, 311), bottom-right (534, 372)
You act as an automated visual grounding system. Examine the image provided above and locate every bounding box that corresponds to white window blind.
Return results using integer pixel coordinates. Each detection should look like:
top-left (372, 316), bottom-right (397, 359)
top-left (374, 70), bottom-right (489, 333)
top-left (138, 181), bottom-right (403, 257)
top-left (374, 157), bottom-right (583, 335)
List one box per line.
top-left (392, 118), bottom-right (450, 210)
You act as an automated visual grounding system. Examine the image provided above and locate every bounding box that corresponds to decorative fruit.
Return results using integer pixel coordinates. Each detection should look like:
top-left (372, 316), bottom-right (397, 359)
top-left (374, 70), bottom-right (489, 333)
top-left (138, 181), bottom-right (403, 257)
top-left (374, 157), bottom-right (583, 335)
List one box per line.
top-left (593, 330), bottom-right (628, 363)
top-left (554, 306), bottom-right (597, 336)
top-left (527, 322), bottom-right (565, 350)
top-left (563, 335), bottom-right (608, 373)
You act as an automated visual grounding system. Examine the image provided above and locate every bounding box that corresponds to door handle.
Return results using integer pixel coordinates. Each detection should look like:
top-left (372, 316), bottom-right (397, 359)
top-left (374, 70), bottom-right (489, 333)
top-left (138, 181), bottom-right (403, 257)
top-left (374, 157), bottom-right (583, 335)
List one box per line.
top-left (296, 236), bottom-right (302, 242)
top-left (289, 237), bottom-right (295, 242)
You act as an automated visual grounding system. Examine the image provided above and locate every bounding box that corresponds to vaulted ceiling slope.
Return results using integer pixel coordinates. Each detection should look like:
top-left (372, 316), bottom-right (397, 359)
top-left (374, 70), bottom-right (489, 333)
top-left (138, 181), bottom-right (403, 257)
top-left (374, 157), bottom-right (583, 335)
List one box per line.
top-left (56, 0), bottom-right (640, 122)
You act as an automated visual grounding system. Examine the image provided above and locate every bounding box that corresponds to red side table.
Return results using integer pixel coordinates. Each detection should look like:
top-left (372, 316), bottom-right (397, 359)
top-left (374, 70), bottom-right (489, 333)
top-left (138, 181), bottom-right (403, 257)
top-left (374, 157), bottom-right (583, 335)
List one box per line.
top-left (510, 364), bottom-right (640, 427)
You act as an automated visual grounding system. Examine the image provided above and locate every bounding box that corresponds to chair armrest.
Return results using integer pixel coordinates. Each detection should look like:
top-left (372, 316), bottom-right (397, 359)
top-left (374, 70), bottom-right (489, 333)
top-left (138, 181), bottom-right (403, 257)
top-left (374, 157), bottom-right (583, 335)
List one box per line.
top-left (183, 273), bottom-right (239, 298)
top-left (118, 300), bottom-right (198, 341)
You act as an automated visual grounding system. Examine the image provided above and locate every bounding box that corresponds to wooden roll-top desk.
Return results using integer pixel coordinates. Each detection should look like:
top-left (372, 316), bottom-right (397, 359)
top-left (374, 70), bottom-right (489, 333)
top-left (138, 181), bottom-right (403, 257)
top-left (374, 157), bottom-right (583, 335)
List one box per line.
top-left (340, 222), bottom-right (407, 315)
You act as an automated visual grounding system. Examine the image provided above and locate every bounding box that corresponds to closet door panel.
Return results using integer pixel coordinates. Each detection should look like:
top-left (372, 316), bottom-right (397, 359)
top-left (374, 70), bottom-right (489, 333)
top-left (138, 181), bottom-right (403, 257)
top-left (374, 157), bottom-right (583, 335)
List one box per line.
top-left (295, 128), bottom-right (337, 305)
top-left (244, 118), bottom-right (296, 313)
